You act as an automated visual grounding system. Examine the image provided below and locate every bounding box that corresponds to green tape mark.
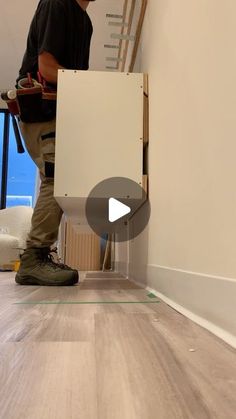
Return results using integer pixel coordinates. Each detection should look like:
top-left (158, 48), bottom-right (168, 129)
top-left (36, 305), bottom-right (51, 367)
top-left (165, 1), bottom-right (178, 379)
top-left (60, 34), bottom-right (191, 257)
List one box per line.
top-left (14, 300), bottom-right (159, 305)
top-left (147, 293), bottom-right (157, 299)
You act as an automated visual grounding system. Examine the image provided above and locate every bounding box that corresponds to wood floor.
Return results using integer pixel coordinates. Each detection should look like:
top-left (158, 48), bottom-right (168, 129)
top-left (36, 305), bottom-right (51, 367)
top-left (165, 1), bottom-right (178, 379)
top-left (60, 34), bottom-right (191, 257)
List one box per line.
top-left (0, 271), bottom-right (235, 419)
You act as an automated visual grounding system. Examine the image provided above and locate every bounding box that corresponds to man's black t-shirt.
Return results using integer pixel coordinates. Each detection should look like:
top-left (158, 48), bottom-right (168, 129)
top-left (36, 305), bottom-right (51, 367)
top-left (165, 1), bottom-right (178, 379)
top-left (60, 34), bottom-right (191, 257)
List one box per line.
top-left (18, 0), bottom-right (93, 83)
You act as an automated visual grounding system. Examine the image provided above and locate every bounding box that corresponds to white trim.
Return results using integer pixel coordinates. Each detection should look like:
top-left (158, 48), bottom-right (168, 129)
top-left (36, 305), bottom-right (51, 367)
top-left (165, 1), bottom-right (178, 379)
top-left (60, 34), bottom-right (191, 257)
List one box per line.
top-left (149, 264), bottom-right (236, 283)
top-left (128, 264), bottom-right (236, 349)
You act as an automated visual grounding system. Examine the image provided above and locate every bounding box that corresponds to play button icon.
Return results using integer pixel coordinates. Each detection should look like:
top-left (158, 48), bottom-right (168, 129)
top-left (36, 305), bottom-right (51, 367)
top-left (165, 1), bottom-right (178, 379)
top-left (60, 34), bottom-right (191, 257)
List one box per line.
top-left (109, 198), bottom-right (131, 222)
top-left (85, 177), bottom-right (151, 242)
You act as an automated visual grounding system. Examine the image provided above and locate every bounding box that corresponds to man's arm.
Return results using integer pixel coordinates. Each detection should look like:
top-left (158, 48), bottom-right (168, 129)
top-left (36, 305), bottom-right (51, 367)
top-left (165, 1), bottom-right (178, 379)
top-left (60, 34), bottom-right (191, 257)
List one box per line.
top-left (38, 51), bottom-right (65, 84)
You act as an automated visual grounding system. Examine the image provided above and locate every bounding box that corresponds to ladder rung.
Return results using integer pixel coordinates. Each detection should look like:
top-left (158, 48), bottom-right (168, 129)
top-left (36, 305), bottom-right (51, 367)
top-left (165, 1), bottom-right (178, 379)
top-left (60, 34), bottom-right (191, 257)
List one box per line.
top-left (106, 66), bottom-right (118, 70)
top-left (104, 44), bottom-right (119, 49)
top-left (108, 22), bottom-right (128, 27)
top-left (106, 14), bottom-right (123, 19)
top-left (111, 34), bottom-right (135, 41)
top-left (106, 57), bottom-right (124, 62)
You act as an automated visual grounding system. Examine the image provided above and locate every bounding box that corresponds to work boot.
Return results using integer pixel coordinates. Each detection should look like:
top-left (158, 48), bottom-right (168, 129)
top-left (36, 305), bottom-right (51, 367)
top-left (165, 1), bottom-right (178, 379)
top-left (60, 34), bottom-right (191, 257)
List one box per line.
top-left (15, 247), bottom-right (79, 286)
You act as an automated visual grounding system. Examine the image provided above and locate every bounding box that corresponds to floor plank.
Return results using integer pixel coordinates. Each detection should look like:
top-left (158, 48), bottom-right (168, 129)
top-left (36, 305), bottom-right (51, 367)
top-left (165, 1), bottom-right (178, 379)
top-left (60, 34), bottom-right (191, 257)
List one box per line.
top-left (0, 271), bottom-right (235, 419)
top-left (95, 312), bottom-right (236, 419)
top-left (0, 342), bottom-right (97, 419)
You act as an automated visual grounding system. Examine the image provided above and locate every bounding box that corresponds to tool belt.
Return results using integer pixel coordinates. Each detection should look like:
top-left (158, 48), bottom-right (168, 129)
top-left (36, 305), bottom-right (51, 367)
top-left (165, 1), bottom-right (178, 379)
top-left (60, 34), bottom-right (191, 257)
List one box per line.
top-left (1, 76), bottom-right (57, 123)
top-left (1, 75), bottom-right (57, 153)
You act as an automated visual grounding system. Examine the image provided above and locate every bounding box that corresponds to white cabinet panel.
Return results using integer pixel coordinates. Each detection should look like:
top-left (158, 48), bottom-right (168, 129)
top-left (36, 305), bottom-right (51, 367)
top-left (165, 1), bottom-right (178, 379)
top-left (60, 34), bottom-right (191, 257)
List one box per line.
top-left (54, 70), bottom-right (144, 220)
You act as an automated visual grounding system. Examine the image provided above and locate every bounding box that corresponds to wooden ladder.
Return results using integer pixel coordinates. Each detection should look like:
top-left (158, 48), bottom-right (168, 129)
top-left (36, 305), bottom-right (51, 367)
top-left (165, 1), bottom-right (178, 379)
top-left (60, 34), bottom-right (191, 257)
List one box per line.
top-left (104, 0), bottom-right (148, 72)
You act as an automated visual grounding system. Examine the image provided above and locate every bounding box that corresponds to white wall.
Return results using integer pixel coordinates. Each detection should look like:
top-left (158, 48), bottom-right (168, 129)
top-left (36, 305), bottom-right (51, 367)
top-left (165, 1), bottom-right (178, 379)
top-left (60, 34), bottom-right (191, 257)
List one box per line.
top-left (126, 0), bottom-right (236, 346)
top-left (0, 1), bottom-right (38, 88)
top-left (0, 0), bottom-right (38, 107)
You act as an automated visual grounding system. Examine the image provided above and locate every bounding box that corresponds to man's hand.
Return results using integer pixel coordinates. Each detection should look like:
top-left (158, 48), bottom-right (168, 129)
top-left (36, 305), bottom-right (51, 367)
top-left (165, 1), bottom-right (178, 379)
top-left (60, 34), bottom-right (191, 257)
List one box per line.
top-left (38, 51), bottom-right (65, 84)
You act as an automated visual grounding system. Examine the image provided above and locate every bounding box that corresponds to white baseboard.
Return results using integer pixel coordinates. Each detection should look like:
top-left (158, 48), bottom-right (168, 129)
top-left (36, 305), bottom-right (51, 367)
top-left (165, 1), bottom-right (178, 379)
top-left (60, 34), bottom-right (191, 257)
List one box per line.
top-left (129, 264), bottom-right (236, 349)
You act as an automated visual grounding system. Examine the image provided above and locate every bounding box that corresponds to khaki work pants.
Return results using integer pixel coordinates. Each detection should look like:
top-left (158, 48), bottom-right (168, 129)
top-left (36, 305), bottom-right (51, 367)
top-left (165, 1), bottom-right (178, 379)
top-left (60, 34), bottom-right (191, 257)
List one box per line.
top-left (19, 119), bottom-right (63, 248)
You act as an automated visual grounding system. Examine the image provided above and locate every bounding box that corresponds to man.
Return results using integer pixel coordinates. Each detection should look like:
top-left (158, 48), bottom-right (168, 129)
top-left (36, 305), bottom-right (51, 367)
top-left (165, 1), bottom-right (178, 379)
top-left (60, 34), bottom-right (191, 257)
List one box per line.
top-left (15, 0), bottom-right (95, 286)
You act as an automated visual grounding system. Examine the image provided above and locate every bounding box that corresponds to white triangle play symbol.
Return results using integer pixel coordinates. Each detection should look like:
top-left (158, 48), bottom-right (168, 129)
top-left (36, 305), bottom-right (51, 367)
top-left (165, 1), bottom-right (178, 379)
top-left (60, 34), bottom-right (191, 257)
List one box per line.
top-left (108, 198), bottom-right (131, 222)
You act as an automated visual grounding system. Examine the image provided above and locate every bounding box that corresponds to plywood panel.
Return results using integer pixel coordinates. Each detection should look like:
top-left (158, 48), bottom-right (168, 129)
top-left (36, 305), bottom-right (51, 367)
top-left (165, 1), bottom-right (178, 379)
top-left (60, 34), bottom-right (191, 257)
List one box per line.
top-left (143, 73), bottom-right (149, 144)
top-left (65, 220), bottom-right (100, 271)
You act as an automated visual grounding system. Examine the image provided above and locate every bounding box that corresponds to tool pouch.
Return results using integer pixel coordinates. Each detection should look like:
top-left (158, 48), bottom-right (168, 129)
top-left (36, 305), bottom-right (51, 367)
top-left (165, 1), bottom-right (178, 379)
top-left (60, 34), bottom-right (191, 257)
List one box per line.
top-left (16, 86), bottom-right (56, 123)
top-left (1, 92), bottom-right (20, 115)
top-left (1, 78), bottom-right (57, 123)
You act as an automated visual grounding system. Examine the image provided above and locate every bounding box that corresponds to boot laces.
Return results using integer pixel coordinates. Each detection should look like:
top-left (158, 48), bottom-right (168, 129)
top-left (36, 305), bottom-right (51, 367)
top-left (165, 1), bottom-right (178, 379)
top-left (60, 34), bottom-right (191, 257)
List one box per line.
top-left (39, 248), bottom-right (60, 270)
top-left (48, 248), bottom-right (73, 270)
